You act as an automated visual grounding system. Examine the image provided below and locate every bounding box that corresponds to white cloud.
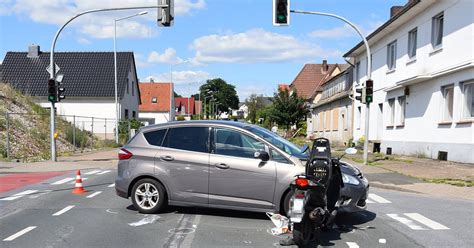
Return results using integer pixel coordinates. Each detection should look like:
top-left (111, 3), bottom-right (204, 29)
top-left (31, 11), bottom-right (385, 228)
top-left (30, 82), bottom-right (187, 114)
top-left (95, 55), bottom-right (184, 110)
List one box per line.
top-left (147, 48), bottom-right (184, 64)
top-left (190, 28), bottom-right (341, 64)
top-left (237, 85), bottom-right (273, 102)
top-left (309, 21), bottom-right (386, 39)
top-left (146, 70), bottom-right (210, 84)
top-left (2, 0), bottom-right (206, 38)
top-left (77, 37), bottom-right (91, 45)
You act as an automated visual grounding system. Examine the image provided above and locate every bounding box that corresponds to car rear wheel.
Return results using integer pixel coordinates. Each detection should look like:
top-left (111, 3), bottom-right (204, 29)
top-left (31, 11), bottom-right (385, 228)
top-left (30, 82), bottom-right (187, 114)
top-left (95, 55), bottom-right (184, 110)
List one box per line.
top-left (131, 178), bottom-right (166, 214)
top-left (281, 190), bottom-right (293, 216)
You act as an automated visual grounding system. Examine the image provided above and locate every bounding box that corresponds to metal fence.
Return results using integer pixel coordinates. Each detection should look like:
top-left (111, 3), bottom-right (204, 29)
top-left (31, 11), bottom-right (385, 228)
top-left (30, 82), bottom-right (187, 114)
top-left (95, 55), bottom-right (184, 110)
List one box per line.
top-left (1, 112), bottom-right (134, 161)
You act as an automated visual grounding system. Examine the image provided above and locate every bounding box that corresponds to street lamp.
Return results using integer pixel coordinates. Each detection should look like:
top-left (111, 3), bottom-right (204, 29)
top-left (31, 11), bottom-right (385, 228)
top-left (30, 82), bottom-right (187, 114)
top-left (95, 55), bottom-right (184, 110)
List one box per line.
top-left (170, 60), bottom-right (189, 121)
top-left (114, 11), bottom-right (148, 143)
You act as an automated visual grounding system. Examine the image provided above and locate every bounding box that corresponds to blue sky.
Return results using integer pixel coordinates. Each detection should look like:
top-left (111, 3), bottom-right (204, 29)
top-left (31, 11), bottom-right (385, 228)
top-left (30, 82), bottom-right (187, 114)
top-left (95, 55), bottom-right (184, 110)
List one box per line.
top-left (0, 0), bottom-right (407, 101)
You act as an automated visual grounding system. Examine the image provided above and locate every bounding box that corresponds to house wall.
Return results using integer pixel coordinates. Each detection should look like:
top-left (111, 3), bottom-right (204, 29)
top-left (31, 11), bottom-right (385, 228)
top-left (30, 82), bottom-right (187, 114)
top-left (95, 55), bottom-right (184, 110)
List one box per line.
top-left (119, 61), bottom-right (140, 120)
top-left (139, 112), bottom-right (169, 126)
top-left (310, 98), bottom-right (353, 146)
top-left (351, 0), bottom-right (474, 163)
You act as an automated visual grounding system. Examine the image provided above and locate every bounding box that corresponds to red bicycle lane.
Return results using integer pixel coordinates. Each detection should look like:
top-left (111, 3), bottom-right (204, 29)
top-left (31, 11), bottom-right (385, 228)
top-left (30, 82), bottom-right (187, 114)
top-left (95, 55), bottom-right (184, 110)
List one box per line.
top-left (0, 171), bottom-right (70, 193)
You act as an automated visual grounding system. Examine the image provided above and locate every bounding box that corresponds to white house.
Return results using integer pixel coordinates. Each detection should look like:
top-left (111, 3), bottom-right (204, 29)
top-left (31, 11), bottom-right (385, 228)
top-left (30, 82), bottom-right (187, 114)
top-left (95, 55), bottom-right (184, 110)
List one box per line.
top-left (138, 82), bottom-right (174, 125)
top-left (1, 46), bottom-right (141, 139)
top-left (344, 0), bottom-right (474, 163)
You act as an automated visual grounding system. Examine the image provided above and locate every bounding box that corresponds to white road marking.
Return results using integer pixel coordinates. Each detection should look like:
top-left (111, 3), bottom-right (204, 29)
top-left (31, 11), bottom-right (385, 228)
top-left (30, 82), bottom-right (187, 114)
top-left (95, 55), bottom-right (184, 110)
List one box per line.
top-left (404, 213), bottom-right (450, 230)
top-left (108, 183), bottom-right (115, 188)
top-left (29, 190), bottom-right (52, 199)
top-left (69, 178), bottom-right (88, 184)
top-left (84, 170), bottom-right (101, 175)
top-left (368, 193), bottom-right (391, 203)
top-left (379, 239), bottom-right (387, 244)
top-left (97, 170), bottom-right (111, 175)
top-left (129, 215), bottom-right (161, 226)
top-left (1, 190), bottom-right (39, 201)
top-left (3, 226), bottom-right (37, 241)
top-left (86, 191), bottom-right (102, 198)
top-left (346, 242), bottom-right (359, 248)
top-left (52, 205), bottom-right (75, 216)
top-left (366, 199), bottom-right (375, 203)
top-left (51, 177), bottom-right (75, 185)
top-left (387, 214), bottom-right (426, 230)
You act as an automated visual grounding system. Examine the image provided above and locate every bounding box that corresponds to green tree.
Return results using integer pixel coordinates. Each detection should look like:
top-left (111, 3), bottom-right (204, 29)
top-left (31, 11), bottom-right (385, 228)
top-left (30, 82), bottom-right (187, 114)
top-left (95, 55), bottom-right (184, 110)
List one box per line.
top-left (174, 91), bottom-right (182, 97)
top-left (270, 88), bottom-right (308, 130)
top-left (199, 78), bottom-right (239, 118)
top-left (245, 94), bottom-right (265, 124)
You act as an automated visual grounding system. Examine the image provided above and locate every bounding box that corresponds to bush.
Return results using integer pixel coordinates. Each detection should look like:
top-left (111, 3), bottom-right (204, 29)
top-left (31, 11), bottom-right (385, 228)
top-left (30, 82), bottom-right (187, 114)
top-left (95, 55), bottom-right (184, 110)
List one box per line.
top-left (176, 116), bottom-right (185, 121)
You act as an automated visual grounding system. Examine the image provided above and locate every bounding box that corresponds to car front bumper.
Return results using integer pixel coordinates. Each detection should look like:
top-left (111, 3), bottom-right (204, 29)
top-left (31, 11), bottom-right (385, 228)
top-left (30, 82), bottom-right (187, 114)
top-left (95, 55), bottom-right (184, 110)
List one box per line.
top-left (339, 176), bottom-right (369, 213)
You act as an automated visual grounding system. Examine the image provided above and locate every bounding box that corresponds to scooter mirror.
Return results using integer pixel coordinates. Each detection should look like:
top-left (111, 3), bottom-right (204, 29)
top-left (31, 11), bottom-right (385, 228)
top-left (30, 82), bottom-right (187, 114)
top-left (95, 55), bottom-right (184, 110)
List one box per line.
top-left (344, 147), bottom-right (357, 155)
top-left (300, 144), bottom-right (309, 154)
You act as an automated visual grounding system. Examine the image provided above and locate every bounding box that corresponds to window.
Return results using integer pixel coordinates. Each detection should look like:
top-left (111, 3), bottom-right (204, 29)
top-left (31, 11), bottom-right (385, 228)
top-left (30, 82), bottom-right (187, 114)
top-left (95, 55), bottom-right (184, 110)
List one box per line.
top-left (124, 109), bottom-right (129, 119)
top-left (356, 106), bottom-right (361, 129)
top-left (271, 149), bottom-right (290, 164)
top-left (214, 128), bottom-right (265, 159)
top-left (126, 79), bottom-right (129, 94)
top-left (132, 81), bottom-right (135, 96)
top-left (388, 99), bottom-right (395, 126)
top-left (132, 111), bottom-right (136, 119)
top-left (163, 127), bottom-right (209, 153)
top-left (355, 61), bottom-right (360, 85)
top-left (152, 97), bottom-right (157, 103)
top-left (408, 28), bottom-right (417, 58)
top-left (442, 86), bottom-right (454, 121)
top-left (144, 129), bottom-right (167, 146)
top-left (432, 12), bottom-right (444, 48)
top-left (462, 81), bottom-right (474, 119)
top-left (387, 41), bottom-right (397, 70)
top-left (398, 96), bottom-right (406, 125)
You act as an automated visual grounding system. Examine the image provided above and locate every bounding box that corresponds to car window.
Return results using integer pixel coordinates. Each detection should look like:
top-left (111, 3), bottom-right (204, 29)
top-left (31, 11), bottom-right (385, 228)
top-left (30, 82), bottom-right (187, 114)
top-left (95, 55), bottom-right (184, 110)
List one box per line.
top-left (271, 149), bottom-right (290, 164)
top-left (214, 128), bottom-right (264, 159)
top-left (143, 129), bottom-right (167, 146)
top-left (163, 127), bottom-right (209, 153)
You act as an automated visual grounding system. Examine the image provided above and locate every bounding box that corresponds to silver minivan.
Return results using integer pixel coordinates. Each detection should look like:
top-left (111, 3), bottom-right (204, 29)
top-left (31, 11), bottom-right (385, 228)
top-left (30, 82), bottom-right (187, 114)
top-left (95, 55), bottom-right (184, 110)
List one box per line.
top-left (115, 121), bottom-right (368, 214)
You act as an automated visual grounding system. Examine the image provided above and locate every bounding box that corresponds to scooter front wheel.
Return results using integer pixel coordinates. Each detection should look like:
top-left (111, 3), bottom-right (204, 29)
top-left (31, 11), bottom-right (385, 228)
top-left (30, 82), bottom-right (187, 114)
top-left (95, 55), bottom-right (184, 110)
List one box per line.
top-left (292, 220), bottom-right (319, 247)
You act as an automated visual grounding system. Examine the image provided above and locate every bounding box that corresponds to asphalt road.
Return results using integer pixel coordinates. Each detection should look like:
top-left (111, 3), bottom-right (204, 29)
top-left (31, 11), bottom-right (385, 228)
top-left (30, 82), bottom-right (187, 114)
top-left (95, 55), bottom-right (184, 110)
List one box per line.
top-left (0, 169), bottom-right (472, 248)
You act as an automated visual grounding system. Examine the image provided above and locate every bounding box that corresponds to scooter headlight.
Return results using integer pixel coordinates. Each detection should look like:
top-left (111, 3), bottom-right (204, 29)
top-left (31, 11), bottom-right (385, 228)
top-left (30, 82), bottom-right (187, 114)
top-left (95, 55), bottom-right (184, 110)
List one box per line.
top-left (342, 173), bottom-right (360, 185)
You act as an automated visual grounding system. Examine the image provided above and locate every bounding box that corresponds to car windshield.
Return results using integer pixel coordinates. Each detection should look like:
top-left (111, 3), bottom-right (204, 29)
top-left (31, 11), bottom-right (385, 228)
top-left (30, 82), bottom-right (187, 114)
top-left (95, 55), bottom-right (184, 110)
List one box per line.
top-left (244, 125), bottom-right (308, 158)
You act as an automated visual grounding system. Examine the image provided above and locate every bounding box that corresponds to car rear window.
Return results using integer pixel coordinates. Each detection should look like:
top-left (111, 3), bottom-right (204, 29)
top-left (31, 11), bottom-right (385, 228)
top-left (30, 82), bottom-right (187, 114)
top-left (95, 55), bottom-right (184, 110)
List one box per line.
top-left (143, 129), bottom-right (167, 146)
top-left (162, 127), bottom-right (209, 153)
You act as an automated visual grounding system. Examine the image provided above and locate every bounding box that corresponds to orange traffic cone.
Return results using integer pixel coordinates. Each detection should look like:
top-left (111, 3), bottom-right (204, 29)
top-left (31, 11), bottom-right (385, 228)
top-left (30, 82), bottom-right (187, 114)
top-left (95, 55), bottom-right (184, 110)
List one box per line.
top-left (72, 170), bottom-right (86, 194)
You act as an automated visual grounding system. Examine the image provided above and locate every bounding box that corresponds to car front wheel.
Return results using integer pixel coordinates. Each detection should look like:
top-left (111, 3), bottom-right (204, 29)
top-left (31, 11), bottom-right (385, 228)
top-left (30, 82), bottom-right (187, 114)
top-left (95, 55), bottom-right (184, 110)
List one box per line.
top-left (131, 178), bottom-right (166, 214)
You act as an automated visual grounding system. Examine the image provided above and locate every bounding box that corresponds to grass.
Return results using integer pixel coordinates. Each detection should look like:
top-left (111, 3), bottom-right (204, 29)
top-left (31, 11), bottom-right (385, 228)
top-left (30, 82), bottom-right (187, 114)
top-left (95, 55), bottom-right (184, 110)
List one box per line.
top-left (424, 178), bottom-right (473, 187)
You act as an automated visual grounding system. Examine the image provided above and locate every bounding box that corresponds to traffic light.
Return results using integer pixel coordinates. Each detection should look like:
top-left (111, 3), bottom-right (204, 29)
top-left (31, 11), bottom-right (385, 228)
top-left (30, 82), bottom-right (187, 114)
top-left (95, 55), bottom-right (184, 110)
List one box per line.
top-left (48, 79), bottom-right (57, 102)
top-left (365, 79), bottom-right (373, 104)
top-left (57, 85), bottom-right (65, 102)
top-left (273, 0), bottom-right (289, 26)
top-left (157, 0), bottom-right (174, 27)
top-left (355, 87), bottom-right (366, 104)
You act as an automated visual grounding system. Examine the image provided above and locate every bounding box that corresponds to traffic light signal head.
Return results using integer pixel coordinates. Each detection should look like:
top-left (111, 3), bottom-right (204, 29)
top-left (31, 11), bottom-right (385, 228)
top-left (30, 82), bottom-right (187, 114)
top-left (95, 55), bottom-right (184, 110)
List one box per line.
top-left (57, 86), bottom-right (66, 102)
top-left (48, 79), bottom-right (57, 102)
top-left (355, 87), bottom-right (366, 104)
top-left (273, 0), bottom-right (289, 26)
top-left (365, 80), bottom-right (373, 104)
top-left (157, 0), bottom-right (174, 27)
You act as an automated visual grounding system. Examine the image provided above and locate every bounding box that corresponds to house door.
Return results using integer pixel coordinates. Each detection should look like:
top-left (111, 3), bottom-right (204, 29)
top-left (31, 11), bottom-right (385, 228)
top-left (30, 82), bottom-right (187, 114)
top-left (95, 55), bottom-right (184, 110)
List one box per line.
top-left (377, 103), bottom-right (383, 140)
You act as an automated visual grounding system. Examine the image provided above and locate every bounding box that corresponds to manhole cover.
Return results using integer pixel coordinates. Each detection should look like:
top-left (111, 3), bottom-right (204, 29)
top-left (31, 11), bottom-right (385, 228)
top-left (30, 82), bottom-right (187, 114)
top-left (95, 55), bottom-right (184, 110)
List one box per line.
top-left (168, 228), bottom-right (195, 234)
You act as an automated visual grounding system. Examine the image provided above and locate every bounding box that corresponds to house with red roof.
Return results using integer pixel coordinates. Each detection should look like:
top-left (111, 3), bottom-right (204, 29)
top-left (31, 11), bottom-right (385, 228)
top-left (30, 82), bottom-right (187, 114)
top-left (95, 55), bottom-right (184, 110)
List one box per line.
top-left (175, 97), bottom-right (195, 118)
top-left (138, 82), bottom-right (174, 125)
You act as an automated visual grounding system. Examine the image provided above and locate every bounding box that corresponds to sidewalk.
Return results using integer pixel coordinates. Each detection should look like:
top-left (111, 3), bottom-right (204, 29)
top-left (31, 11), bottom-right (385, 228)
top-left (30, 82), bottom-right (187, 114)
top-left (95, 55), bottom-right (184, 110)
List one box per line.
top-left (0, 148), bottom-right (119, 173)
top-left (345, 154), bottom-right (474, 201)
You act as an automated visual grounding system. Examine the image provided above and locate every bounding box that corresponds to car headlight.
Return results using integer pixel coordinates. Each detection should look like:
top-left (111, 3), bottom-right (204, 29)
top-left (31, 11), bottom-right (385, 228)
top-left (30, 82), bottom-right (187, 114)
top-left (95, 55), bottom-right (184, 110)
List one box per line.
top-left (342, 173), bottom-right (360, 185)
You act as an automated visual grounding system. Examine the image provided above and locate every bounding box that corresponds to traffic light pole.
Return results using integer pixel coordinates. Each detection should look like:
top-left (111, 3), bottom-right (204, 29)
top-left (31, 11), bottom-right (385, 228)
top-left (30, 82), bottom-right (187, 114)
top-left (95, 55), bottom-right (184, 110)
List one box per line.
top-left (48, 4), bottom-right (169, 162)
top-left (291, 10), bottom-right (372, 165)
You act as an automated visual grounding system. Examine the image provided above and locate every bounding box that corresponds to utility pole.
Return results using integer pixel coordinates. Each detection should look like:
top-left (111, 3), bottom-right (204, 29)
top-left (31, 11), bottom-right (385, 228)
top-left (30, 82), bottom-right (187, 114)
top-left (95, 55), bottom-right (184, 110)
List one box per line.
top-left (290, 9), bottom-right (372, 165)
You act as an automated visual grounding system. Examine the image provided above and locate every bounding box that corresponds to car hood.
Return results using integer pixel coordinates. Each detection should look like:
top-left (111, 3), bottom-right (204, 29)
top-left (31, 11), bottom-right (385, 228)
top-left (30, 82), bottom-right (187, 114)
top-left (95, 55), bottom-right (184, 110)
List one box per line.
top-left (339, 161), bottom-right (362, 176)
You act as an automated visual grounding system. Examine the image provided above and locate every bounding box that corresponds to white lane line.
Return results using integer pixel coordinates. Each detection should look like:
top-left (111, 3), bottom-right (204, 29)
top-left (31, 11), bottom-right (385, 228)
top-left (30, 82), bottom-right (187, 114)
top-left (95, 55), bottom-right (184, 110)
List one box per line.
top-left (387, 214), bottom-right (426, 230)
top-left (84, 170), bottom-right (101, 175)
top-left (29, 190), bottom-right (52, 199)
top-left (51, 177), bottom-right (75, 185)
top-left (404, 213), bottom-right (450, 230)
top-left (97, 170), bottom-right (111, 175)
top-left (69, 178), bottom-right (88, 184)
top-left (346, 242), bottom-right (359, 248)
top-left (52, 205), bottom-right (75, 216)
top-left (86, 191), bottom-right (102, 198)
top-left (3, 226), bottom-right (37, 241)
top-left (108, 183), bottom-right (115, 188)
top-left (379, 239), bottom-right (387, 244)
top-left (368, 193), bottom-right (391, 203)
top-left (366, 199), bottom-right (375, 204)
top-left (1, 190), bottom-right (39, 201)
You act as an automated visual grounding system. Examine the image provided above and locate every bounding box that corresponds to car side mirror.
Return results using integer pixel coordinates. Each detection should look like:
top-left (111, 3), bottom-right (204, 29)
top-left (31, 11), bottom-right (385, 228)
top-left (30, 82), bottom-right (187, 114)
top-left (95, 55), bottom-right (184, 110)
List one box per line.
top-left (254, 151), bottom-right (270, 161)
top-left (344, 147), bottom-right (357, 155)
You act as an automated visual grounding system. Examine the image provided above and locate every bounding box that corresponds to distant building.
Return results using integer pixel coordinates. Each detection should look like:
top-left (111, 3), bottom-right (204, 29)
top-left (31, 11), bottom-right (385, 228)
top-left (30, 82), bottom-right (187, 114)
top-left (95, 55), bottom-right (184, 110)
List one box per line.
top-left (345, 0), bottom-right (474, 163)
top-left (138, 82), bottom-right (174, 125)
top-left (175, 97), bottom-right (195, 119)
top-left (290, 60), bottom-right (341, 100)
top-left (1, 45), bottom-right (140, 138)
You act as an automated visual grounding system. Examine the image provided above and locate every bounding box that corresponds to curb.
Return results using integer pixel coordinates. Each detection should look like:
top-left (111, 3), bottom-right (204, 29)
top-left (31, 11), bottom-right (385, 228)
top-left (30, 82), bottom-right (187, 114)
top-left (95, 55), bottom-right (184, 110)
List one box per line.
top-left (369, 182), bottom-right (422, 194)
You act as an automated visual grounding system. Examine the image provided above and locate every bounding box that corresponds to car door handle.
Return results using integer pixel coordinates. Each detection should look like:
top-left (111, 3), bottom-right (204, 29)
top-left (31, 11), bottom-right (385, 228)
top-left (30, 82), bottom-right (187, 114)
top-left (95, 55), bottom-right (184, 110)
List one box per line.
top-left (160, 156), bottom-right (174, 161)
top-left (215, 163), bottom-right (230, 169)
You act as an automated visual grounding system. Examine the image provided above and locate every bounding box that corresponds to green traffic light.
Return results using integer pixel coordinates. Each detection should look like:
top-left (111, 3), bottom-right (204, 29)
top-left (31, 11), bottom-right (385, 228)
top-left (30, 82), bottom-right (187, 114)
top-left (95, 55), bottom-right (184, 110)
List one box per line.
top-left (278, 15), bottom-right (285, 21)
top-left (366, 96), bottom-right (373, 103)
top-left (48, 95), bottom-right (56, 102)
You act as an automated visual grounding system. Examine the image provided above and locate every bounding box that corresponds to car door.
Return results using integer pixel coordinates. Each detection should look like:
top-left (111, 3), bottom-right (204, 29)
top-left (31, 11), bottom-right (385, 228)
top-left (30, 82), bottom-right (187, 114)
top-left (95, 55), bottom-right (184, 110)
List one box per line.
top-left (153, 126), bottom-right (210, 204)
top-left (208, 127), bottom-right (276, 209)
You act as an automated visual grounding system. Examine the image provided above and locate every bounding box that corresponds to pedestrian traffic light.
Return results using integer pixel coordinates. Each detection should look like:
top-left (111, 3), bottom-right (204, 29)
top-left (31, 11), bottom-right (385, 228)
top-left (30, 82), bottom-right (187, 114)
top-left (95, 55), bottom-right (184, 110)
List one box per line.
top-left (273, 0), bottom-right (289, 26)
top-left (365, 79), bottom-right (373, 104)
top-left (355, 87), bottom-right (366, 104)
top-left (57, 85), bottom-right (65, 102)
top-left (48, 79), bottom-right (57, 102)
top-left (157, 0), bottom-right (174, 27)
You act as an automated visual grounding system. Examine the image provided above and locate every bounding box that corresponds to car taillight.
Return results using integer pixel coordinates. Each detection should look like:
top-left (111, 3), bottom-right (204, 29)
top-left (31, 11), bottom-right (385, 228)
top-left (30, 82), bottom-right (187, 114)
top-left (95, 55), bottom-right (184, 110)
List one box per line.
top-left (118, 148), bottom-right (133, 160)
top-left (295, 178), bottom-right (309, 188)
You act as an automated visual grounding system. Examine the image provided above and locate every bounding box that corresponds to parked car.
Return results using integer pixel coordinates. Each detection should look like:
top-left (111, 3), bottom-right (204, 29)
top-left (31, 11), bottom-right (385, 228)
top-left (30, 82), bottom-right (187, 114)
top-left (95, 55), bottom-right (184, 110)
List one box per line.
top-left (115, 121), bottom-right (369, 215)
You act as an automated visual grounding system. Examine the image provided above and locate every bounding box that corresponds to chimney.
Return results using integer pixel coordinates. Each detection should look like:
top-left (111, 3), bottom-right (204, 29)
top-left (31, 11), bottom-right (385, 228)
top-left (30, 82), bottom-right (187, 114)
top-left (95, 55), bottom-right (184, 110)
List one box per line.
top-left (322, 60), bottom-right (329, 73)
top-left (390, 6), bottom-right (404, 18)
top-left (27, 44), bottom-right (40, 58)
top-left (150, 78), bottom-right (154, 83)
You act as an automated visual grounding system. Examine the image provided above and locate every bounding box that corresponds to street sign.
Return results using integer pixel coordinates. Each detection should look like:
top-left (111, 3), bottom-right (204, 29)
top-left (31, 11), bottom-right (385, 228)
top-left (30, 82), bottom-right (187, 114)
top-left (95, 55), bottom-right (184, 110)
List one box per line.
top-left (46, 63), bottom-right (60, 75)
